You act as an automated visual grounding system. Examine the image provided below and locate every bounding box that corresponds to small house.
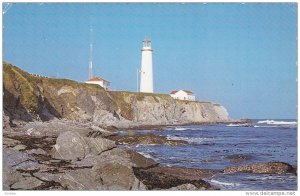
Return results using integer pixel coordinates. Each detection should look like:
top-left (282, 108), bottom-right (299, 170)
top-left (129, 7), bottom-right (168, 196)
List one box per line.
top-left (170, 90), bottom-right (195, 101)
top-left (85, 76), bottom-right (110, 90)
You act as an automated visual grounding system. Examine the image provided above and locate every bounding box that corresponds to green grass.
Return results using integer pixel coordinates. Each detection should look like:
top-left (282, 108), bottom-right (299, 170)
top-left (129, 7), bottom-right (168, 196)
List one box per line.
top-left (3, 62), bottom-right (38, 112)
top-left (3, 62), bottom-right (104, 115)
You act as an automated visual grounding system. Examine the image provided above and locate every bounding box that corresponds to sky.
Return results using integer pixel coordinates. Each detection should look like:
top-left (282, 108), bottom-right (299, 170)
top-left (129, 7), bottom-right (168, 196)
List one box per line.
top-left (3, 3), bottom-right (297, 119)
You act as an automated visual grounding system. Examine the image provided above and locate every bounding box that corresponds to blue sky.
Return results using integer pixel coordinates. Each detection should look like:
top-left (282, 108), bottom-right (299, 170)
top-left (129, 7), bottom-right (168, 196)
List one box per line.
top-left (3, 3), bottom-right (297, 119)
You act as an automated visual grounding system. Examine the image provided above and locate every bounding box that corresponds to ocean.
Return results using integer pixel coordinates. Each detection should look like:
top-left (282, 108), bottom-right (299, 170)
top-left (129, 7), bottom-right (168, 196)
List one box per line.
top-left (120, 119), bottom-right (297, 190)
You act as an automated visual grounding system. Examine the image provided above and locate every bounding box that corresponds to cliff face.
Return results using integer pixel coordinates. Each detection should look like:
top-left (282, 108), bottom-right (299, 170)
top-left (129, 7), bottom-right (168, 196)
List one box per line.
top-left (3, 62), bottom-right (229, 127)
top-left (108, 91), bottom-right (229, 126)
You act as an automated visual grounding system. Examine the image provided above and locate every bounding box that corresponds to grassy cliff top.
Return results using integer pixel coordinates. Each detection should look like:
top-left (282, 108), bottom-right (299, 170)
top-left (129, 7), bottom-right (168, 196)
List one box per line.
top-left (3, 62), bottom-right (103, 91)
top-left (3, 62), bottom-right (106, 116)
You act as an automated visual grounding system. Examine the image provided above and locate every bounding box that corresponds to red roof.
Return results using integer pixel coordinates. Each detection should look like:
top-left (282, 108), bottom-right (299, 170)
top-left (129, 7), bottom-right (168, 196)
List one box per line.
top-left (87, 76), bottom-right (109, 82)
top-left (170, 90), bottom-right (194, 95)
top-left (143, 38), bottom-right (151, 42)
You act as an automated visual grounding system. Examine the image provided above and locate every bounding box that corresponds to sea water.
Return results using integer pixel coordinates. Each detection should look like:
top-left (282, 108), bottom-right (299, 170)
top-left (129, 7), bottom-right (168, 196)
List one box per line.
top-left (121, 119), bottom-right (297, 190)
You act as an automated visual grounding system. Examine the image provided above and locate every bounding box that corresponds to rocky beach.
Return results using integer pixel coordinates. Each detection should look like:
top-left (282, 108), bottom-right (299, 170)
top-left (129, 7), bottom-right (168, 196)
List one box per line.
top-left (3, 62), bottom-right (297, 190)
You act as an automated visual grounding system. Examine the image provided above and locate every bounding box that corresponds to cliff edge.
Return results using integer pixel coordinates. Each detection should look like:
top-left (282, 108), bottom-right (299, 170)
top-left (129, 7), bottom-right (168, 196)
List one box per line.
top-left (3, 62), bottom-right (229, 127)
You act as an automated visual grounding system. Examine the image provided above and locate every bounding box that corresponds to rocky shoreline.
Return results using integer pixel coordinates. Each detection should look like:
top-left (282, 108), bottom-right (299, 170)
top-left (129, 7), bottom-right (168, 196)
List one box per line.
top-left (3, 116), bottom-right (297, 191)
top-left (4, 62), bottom-right (265, 190)
top-left (3, 116), bottom-right (218, 190)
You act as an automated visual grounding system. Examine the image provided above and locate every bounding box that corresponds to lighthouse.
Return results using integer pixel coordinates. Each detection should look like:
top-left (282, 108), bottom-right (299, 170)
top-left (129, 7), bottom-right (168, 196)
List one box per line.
top-left (140, 38), bottom-right (153, 93)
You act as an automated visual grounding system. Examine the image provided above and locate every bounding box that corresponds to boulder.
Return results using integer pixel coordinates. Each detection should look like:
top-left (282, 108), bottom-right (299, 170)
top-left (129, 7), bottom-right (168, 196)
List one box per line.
top-left (71, 147), bottom-right (156, 170)
top-left (10, 175), bottom-right (43, 190)
top-left (58, 168), bottom-right (104, 190)
top-left (124, 149), bottom-right (158, 168)
top-left (85, 137), bottom-right (116, 155)
top-left (3, 147), bottom-right (41, 174)
top-left (52, 131), bottom-right (89, 160)
top-left (91, 158), bottom-right (146, 190)
top-left (3, 162), bottom-right (23, 190)
top-left (224, 162), bottom-right (296, 175)
top-left (3, 147), bottom-right (38, 168)
top-left (108, 133), bottom-right (187, 146)
top-left (133, 166), bottom-right (216, 190)
top-left (52, 131), bottom-right (116, 160)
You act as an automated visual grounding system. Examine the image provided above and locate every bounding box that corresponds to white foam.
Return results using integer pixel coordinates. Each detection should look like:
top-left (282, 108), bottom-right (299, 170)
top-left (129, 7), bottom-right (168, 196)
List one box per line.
top-left (137, 151), bottom-right (155, 160)
top-left (166, 135), bottom-right (213, 144)
top-left (257, 120), bottom-right (297, 125)
top-left (174, 127), bottom-right (188, 131)
top-left (134, 143), bottom-right (157, 147)
top-left (210, 179), bottom-right (240, 187)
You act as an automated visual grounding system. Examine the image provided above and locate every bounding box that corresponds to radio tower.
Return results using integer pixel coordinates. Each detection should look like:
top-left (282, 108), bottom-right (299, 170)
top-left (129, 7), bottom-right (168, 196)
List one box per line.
top-left (88, 26), bottom-right (93, 79)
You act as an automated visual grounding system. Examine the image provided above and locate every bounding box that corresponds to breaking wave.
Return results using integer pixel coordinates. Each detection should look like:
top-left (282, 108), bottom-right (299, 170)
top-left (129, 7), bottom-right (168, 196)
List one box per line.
top-left (210, 179), bottom-right (240, 187)
top-left (166, 135), bottom-right (214, 144)
top-left (174, 127), bottom-right (188, 131)
top-left (226, 123), bottom-right (252, 127)
top-left (137, 151), bottom-right (155, 160)
top-left (257, 120), bottom-right (297, 125)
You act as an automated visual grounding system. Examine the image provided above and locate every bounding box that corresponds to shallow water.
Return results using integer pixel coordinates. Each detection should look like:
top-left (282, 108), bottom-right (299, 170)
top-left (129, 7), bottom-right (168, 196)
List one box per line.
top-left (121, 119), bottom-right (297, 190)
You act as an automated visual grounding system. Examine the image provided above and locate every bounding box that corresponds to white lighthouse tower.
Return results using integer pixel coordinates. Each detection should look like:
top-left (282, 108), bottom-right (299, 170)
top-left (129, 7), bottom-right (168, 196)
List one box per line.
top-left (140, 38), bottom-right (153, 93)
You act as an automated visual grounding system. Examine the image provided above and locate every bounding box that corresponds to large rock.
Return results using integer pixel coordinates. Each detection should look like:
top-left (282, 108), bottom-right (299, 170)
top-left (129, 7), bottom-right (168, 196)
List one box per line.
top-left (3, 147), bottom-right (41, 190)
top-left (10, 175), bottom-right (43, 190)
top-left (71, 148), bottom-right (157, 170)
top-left (108, 133), bottom-right (187, 146)
top-left (52, 131), bottom-right (116, 160)
top-left (133, 166), bottom-right (217, 190)
top-left (91, 157), bottom-right (146, 190)
top-left (3, 162), bottom-right (23, 190)
top-left (224, 162), bottom-right (296, 174)
top-left (3, 147), bottom-right (40, 171)
top-left (58, 168), bottom-right (104, 190)
top-left (124, 149), bottom-right (158, 168)
top-left (86, 137), bottom-right (116, 155)
top-left (58, 147), bottom-right (147, 190)
top-left (53, 131), bottom-right (89, 160)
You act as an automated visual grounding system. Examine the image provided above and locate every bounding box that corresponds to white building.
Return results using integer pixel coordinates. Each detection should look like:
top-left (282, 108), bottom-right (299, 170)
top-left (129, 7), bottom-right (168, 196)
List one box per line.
top-left (140, 38), bottom-right (154, 93)
top-left (170, 90), bottom-right (196, 101)
top-left (85, 76), bottom-right (110, 90)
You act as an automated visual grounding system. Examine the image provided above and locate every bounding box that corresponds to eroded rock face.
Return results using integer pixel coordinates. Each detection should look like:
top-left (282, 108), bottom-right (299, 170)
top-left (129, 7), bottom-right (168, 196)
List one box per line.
top-left (224, 162), bottom-right (296, 175)
top-left (52, 131), bottom-right (116, 160)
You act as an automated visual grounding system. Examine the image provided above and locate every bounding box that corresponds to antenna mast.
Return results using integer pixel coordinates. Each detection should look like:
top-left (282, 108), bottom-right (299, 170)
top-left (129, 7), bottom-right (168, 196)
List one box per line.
top-left (88, 25), bottom-right (93, 79)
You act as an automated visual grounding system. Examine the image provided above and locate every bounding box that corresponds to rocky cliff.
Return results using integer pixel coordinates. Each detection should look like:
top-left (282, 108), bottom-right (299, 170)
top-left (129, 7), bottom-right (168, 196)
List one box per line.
top-left (3, 62), bottom-right (229, 127)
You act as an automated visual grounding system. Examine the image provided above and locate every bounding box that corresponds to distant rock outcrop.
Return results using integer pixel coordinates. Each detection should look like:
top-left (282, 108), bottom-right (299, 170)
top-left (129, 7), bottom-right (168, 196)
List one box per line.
top-left (224, 162), bottom-right (296, 175)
